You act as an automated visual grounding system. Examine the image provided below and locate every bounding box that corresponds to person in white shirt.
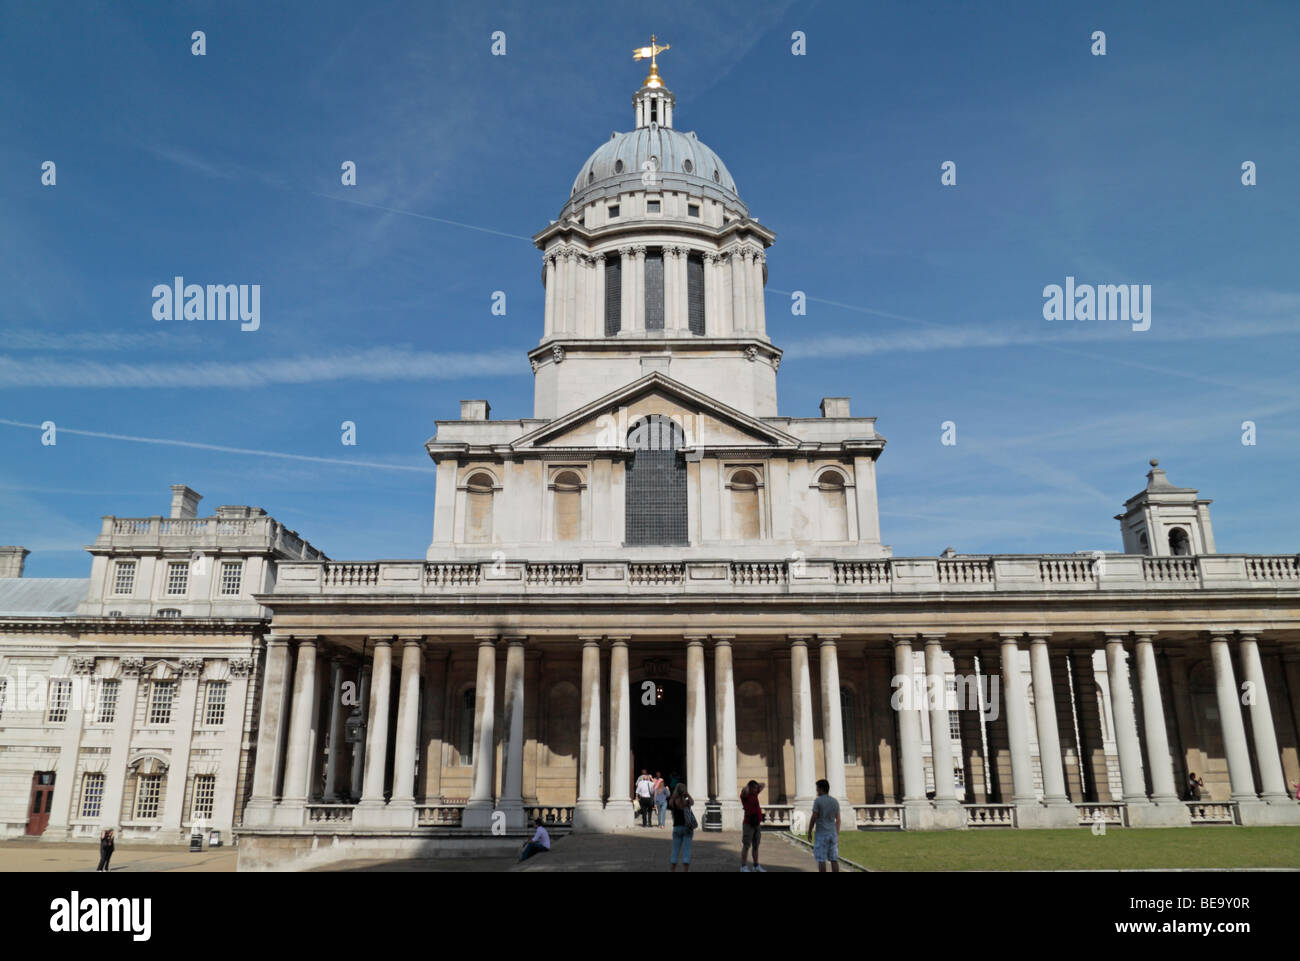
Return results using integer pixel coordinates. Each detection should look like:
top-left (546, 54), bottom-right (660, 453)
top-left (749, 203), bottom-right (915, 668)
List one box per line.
top-left (635, 769), bottom-right (655, 827)
top-left (520, 818), bottom-right (551, 862)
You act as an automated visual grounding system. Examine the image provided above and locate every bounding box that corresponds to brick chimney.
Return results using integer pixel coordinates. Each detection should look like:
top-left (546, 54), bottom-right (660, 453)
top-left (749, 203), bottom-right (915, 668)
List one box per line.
top-left (0, 546), bottom-right (29, 578)
top-left (169, 485), bottom-right (203, 519)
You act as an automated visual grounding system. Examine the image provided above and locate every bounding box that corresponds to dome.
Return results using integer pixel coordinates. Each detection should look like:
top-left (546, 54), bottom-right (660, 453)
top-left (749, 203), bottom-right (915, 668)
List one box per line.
top-left (564, 125), bottom-right (745, 216)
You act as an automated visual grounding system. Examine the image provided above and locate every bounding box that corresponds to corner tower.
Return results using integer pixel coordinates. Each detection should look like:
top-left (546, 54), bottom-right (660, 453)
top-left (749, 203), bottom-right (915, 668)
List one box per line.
top-left (530, 44), bottom-right (777, 419)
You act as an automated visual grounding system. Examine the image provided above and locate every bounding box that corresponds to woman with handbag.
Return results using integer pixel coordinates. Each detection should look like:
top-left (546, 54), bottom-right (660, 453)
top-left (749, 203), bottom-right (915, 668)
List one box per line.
top-left (668, 782), bottom-right (695, 872)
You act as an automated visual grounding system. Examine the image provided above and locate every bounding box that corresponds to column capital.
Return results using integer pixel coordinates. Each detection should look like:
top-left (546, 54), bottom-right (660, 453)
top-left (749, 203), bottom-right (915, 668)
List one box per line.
top-left (1236, 632), bottom-right (1260, 644)
top-left (996, 631), bottom-right (1025, 643)
top-left (290, 634), bottom-right (319, 646)
top-left (817, 633), bottom-right (841, 645)
top-left (264, 634), bottom-right (293, 647)
top-left (1206, 630), bottom-right (1233, 643)
top-left (367, 635), bottom-right (394, 647)
top-left (1131, 630), bottom-right (1158, 644)
top-left (920, 632), bottom-right (946, 647)
top-left (473, 634), bottom-right (499, 647)
top-left (606, 635), bottom-right (630, 648)
top-left (684, 635), bottom-right (708, 647)
top-left (397, 635), bottom-right (425, 650)
top-left (890, 633), bottom-right (917, 649)
top-left (578, 635), bottom-right (603, 646)
top-left (501, 634), bottom-right (527, 645)
top-left (1025, 631), bottom-right (1052, 644)
top-left (1102, 631), bottom-right (1131, 645)
top-left (712, 635), bottom-right (734, 647)
top-left (788, 634), bottom-right (814, 648)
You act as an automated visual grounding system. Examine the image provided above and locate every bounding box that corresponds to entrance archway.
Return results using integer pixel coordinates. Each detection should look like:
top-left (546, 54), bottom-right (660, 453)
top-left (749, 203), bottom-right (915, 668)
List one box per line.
top-left (630, 677), bottom-right (686, 789)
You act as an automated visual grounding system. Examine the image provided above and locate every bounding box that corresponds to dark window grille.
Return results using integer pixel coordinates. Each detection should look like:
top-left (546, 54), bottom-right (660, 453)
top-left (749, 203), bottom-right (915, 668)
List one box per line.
top-left (625, 416), bottom-right (687, 546)
top-left (644, 250), bottom-right (664, 331)
top-left (605, 254), bottom-right (622, 336)
top-left (687, 253), bottom-right (705, 335)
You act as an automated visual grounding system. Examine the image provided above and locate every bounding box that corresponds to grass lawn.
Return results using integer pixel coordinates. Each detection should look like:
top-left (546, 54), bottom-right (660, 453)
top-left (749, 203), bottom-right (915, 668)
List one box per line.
top-left (832, 826), bottom-right (1300, 870)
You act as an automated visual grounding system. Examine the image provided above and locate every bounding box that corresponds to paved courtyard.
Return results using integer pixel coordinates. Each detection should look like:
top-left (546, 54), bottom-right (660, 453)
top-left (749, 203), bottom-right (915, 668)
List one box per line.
top-left (0, 839), bottom-right (238, 872)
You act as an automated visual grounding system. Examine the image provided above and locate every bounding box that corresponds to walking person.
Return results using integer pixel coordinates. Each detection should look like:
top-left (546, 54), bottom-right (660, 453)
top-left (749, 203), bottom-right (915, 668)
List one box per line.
top-left (668, 782), bottom-right (695, 872)
top-left (739, 780), bottom-right (765, 872)
top-left (519, 817), bottom-right (551, 862)
top-left (809, 779), bottom-right (841, 873)
top-left (654, 772), bottom-right (669, 828)
top-left (96, 829), bottom-right (115, 873)
top-left (636, 769), bottom-right (655, 827)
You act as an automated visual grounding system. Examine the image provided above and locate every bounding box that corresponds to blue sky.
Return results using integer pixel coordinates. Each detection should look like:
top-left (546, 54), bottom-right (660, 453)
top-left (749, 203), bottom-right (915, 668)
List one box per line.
top-left (2, 0), bottom-right (1297, 576)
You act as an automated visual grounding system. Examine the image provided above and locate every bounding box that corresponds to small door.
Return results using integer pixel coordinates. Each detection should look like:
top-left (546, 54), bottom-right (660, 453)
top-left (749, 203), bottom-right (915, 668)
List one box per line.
top-left (26, 771), bottom-right (56, 836)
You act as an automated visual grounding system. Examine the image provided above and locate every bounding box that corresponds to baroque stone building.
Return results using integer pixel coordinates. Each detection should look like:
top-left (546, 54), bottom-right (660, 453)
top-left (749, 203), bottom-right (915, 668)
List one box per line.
top-left (2, 58), bottom-right (1298, 868)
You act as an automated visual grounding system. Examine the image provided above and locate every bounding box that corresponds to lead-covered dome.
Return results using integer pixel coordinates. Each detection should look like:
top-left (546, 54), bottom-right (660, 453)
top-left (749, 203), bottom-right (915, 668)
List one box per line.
top-left (571, 126), bottom-right (740, 197)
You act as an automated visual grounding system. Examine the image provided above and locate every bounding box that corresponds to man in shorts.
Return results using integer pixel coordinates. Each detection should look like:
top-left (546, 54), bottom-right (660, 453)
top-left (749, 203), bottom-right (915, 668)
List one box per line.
top-left (809, 778), bottom-right (840, 873)
top-left (739, 779), bottom-right (765, 872)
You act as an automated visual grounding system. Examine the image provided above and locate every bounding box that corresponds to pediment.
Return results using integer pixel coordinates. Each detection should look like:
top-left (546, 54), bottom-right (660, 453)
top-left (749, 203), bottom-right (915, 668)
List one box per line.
top-left (513, 373), bottom-right (800, 450)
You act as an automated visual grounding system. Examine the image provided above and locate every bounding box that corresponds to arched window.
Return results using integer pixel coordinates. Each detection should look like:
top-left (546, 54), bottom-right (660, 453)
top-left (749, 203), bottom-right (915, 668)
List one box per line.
top-left (727, 469), bottom-right (761, 540)
top-left (625, 415), bottom-right (687, 546)
top-left (817, 470), bottom-right (849, 540)
top-left (644, 249), bottom-right (664, 330)
top-left (552, 470), bottom-right (583, 541)
top-left (686, 252), bottom-right (705, 335)
top-left (841, 687), bottom-right (858, 764)
top-left (464, 472), bottom-right (495, 544)
top-left (1169, 528), bottom-right (1191, 555)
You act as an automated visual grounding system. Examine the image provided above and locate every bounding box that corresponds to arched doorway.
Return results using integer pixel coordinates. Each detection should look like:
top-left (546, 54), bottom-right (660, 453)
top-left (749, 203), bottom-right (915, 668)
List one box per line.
top-left (630, 677), bottom-right (687, 788)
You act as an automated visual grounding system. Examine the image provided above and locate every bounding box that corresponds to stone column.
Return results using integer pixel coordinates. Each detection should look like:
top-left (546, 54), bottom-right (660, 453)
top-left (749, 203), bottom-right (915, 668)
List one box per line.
top-left (498, 636), bottom-right (527, 828)
top-left (563, 250), bottom-right (577, 334)
top-left (750, 250), bottom-right (767, 335)
top-left (1238, 634), bottom-right (1289, 802)
top-left (46, 657), bottom-right (93, 838)
top-left (922, 635), bottom-right (964, 828)
top-left (1210, 632), bottom-right (1257, 802)
top-left (713, 636), bottom-right (742, 829)
top-left (389, 638), bottom-right (424, 812)
top-left (462, 636), bottom-right (498, 829)
top-left (348, 661), bottom-right (371, 802)
top-left (244, 639), bottom-right (291, 824)
top-left (543, 254), bottom-right (556, 338)
top-left (212, 657), bottom-right (252, 836)
top-left (632, 246), bottom-right (647, 331)
top-left (1104, 633), bottom-right (1149, 806)
top-left (618, 247), bottom-right (635, 333)
top-left (998, 633), bottom-right (1039, 813)
top-left (663, 246), bottom-right (678, 330)
top-left (322, 655), bottom-right (347, 800)
top-left (608, 637), bottom-right (633, 826)
top-left (703, 254), bottom-right (718, 336)
top-left (819, 635), bottom-right (848, 802)
top-left (161, 658), bottom-right (203, 835)
top-left (686, 636), bottom-right (709, 804)
top-left (1026, 634), bottom-right (1080, 826)
top-left (790, 636), bottom-right (817, 815)
top-left (279, 638), bottom-right (320, 815)
top-left (730, 248), bottom-right (748, 333)
top-left (892, 635), bottom-right (926, 812)
top-left (357, 639), bottom-right (394, 815)
top-left (1129, 633), bottom-right (1190, 825)
top-left (574, 636), bottom-right (605, 830)
top-left (593, 254), bottom-right (606, 339)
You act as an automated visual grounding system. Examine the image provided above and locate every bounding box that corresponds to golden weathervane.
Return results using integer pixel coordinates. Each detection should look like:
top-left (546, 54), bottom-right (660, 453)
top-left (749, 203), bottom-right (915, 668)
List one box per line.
top-left (633, 34), bottom-right (670, 88)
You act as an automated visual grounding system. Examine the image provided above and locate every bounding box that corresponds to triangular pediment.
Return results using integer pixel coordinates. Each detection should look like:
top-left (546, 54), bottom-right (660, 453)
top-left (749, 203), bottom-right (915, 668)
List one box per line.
top-left (513, 373), bottom-right (800, 450)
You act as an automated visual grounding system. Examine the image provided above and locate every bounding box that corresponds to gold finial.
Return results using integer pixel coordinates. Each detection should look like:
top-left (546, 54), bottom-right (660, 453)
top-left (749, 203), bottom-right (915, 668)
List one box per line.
top-left (633, 34), bottom-right (670, 88)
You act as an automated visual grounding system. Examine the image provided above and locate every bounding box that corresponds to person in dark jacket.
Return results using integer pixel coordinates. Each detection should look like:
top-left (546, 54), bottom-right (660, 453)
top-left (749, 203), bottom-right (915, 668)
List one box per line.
top-left (97, 829), bottom-right (115, 872)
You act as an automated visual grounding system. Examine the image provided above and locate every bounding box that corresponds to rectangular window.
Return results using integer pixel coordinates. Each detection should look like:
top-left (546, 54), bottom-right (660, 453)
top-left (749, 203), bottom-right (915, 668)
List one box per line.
top-left (113, 560), bottom-right (136, 595)
top-left (219, 560), bottom-right (243, 596)
top-left (644, 250), bottom-right (664, 331)
top-left (46, 679), bottom-right (72, 724)
top-left (687, 252), bottom-right (705, 336)
top-left (0, 676), bottom-right (6, 718)
top-left (96, 679), bottom-right (120, 724)
top-left (166, 561), bottom-right (189, 596)
top-left (191, 774), bottom-right (216, 821)
top-left (607, 203), bottom-right (619, 219)
top-left (687, 203), bottom-right (700, 217)
top-left (80, 773), bottom-right (105, 819)
top-left (149, 681), bottom-right (175, 725)
top-left (135, 775), bottom-right (163, 820)
top-left (604, 253), bottom-right (622, 336)
top-left (204, 681), bottom-right (227, 726)
top-left (646, 199), bottom-right (661, 214)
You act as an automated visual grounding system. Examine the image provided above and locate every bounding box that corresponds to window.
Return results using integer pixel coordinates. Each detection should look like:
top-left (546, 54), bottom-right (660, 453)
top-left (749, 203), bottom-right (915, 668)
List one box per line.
top-left (644, 250), bottom-right (664, 330)
top-left (459, 690), bottom-right (475, 765)
top-left (0, 676), bottom-right (6, 718)
top-left (191, 775), bottom-right (216, 821)
top-left (113, 560), bottom-right (136, 595)
top-left (588, 170), bottom-right (595, 184)
top-left (687, 202), bottom-right (700, 217)
top-left (149, 681), bottom-right (175, 725)
top-left (607, 203), bottom-right (620, 219)
top-left (841, 689), bottom-right (858, 764)
top-left (157, 608), bottom-right (181, 618)
top-left (1169, 528), bottom-right (1191, 555)
top-left (46, 679), bottom-right (72, 724)
top-left (687, 252), bottom-right (705, 335)
top-left (817, 470), bottom-right (850, 540)
top-left (204, 681), bottom-right (227, 726)
top-left (683, 159), bottom-right (694, 174)
top-left (552, 471), bottom-right (583, 542)
top-left (625, 415), bottom-right (688, 546)
top-left (727, 470), bottom-right (761, 540)
top-left (134, 775), bottom-right (163, 819)
top-left (713, 168), bottom-right (721, 183)
top-left (614, 159), bottom-right (624, 174)
top-left (219, 561), bottom-right (243, 595)
top-left (96, 679), bottom-right (120, 724)
top-left (464, 472), bottom-right (495, 544)
top-left (80, 773), bottom-right (105, 819)
top-left (604, 252), bottom-right (622, 336)
top-left (646, 199), bottom-right (661, 214)
top-left (166, 561), bottom-right (189, 595)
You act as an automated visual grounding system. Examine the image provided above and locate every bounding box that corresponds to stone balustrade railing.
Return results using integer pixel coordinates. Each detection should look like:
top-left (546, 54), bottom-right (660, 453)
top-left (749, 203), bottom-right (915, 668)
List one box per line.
top-left (965, 803), bottom-right (1016, 827)
top-left (1076, 802), bottom-right (1127, 826)
top-left (270, 553), bottom-right (1300, 596)
top-left (306, 804), bottom-right (355, 824)
top-left (853, 804), bottom-right (905, 828)
top-left (527, 805), bottom-right (574, 827)
top-left (99, 515), bottom-right (325, 560)
top-left (415, 804), bottom-right (465, 827)
top-left (1186, 801), bottom-right (1238, 824)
